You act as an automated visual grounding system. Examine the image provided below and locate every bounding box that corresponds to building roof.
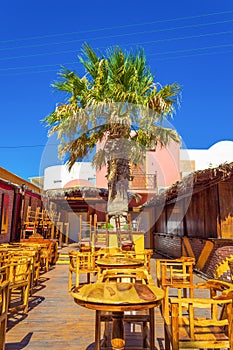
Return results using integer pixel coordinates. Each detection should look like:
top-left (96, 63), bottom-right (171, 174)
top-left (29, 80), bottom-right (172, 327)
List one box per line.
top-left (0, 166), bottom-right (41, 193)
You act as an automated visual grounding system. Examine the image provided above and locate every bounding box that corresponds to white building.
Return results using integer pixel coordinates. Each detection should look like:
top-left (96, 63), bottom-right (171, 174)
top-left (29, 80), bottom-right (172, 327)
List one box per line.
top-left (43, 162), bottom-right (96, 190)
top-left (180, 140), bottom-right (233, 177)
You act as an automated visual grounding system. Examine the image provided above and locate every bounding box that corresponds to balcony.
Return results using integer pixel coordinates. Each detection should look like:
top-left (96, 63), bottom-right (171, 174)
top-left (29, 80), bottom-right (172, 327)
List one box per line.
top-left (129, 172), bottom-right (157, 191)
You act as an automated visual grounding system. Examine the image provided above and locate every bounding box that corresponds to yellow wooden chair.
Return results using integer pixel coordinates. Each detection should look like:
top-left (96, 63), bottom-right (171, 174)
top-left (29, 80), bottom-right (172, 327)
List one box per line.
top-left (156, 257), bottom-right (195, 318)
top-left (0, 279), bottom-right (10, 350)
top-left (11, 248), bottom-right (40, 293)
top-left (127, 249), bottom-right (153, 272)
top-left (0, 251), bottom-right (13, 268)
top-left (97, 267), bottom-right (155, 285)
top-left (78, 215), bottom-right (93, 251)
top-left (164, 295), bottom-right (233, 350)
top-left (8, 258), bottom-right (32, 313)
top-left (0, 265), bottom-right (10, 283)
top-left (68, 251), bottom-right (97, 291)
top-left (93, 215), bottom-right (109, 251)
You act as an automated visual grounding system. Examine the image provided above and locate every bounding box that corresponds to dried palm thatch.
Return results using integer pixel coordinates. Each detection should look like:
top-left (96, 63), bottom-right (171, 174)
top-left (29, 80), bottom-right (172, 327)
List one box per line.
top-left (144, 162), bottom-right (233, 207)
top-left (44, 186), bottom-right (108, 199)
top-left (44, 186), bottom-right (141, 202)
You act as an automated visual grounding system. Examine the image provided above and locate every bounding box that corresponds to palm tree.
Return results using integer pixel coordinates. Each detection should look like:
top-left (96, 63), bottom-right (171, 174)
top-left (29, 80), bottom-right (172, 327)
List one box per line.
top-left (44, 43), bottom-right (181, 219)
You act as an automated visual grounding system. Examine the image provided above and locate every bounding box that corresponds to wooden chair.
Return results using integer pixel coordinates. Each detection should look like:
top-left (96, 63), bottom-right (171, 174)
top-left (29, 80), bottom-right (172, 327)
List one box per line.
top-left (78, 215), bottom-right (93, 251)
top-left (20, 238), bottom-right (59, 272)
top-left (0, 251), bottom-right (13, 267)
top-left (156, 257), bottom-right (195, 318)
top-left (97, 267), bottom-right (155, 285)
top-left (92, 214), bottom-right (110, 251)
top-left (0, 265), bottom-right (10, 283)
top-left (114, 214), bottom-right (135, 251)
top-left (127, 249), bottom-right (153, 272)
top-left (0, 279), bottom-right (10, 350)
top-left (8, 258), bottom-right (32, 313)
top-left (68, 251), bottom-right (97, 291)
top-left (21, 206), bottom-right (40, 238)
top-left (10, 248), bottom-right (41, 291)
top-left (164, 295), bottom-right (233, 350)
top-left (93, 230), bottom-right (110, 251)
top-left (156, 257), bottom-right (195, 288)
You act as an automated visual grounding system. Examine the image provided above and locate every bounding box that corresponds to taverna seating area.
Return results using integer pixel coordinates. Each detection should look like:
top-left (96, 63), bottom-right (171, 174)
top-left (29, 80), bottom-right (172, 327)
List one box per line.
top-left (1, 230), bottom-right (233, 350)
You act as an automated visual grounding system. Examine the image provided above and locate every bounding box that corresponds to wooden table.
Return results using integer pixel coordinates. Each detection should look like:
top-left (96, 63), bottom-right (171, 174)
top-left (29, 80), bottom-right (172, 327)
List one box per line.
top-left (71, 282), bottom-right (164, 350)
top-left (96, 256), bottom-right (144, 274)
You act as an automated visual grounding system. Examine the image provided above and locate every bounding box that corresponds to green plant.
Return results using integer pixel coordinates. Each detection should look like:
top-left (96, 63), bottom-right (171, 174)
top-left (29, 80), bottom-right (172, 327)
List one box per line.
top-left (102, 223), bottom-right (114, 229)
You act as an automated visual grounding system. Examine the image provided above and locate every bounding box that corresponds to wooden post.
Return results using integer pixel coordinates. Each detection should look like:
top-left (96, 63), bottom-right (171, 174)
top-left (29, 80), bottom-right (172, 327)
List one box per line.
top-left (64, 222), bottom-right (69, 244)
top-left (57, 222), bottom-right (63, 247)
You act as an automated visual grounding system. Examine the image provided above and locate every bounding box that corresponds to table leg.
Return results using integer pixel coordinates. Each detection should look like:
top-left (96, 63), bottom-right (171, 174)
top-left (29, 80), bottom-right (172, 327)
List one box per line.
top-left (95, 310), bottom-right (101, 350)
top-left (111, 311), bottom-right (125, 350)
top-left (149, 308), bottom-right (155, 350)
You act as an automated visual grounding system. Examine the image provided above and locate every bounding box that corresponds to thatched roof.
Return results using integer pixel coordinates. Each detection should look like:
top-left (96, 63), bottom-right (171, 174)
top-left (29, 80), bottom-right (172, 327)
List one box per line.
top-left (44, 186), bottom-right (142, 202)
top-left (143, 162), bottom-right (233, 207)
top-left (44, 186), bottom-right (108, 199)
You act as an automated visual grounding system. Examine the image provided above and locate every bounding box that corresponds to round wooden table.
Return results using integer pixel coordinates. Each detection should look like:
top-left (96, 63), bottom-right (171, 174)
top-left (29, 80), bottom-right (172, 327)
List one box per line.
top-left (96, 256), bottom-right (144, 274)
top-left (71, 282), bottom-right (164, 350)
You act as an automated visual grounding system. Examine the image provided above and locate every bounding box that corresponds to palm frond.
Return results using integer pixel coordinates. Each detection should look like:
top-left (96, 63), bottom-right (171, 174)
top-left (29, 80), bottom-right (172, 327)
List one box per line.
top-left (43, 43), bottom-right (182, 197)
top-left (92, 149), bottom-right (107, 170)
top-left (148, 83), bottom-right (181, 118)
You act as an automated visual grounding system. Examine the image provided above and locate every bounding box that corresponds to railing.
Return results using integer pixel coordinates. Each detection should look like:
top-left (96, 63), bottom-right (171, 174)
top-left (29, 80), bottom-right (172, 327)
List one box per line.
top-left (129, 173), bottom-right (157, 190)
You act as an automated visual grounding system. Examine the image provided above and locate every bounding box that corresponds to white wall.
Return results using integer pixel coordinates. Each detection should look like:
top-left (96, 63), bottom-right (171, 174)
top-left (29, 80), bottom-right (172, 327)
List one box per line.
top-left (180, 140), bottom-right (233, 173)
top-left (43, 162), bottom-right (96, 190)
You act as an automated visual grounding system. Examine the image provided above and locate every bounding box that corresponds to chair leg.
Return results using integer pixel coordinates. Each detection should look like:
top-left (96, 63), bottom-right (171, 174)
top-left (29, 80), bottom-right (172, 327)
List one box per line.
top-left (0, 319), bottom-right (6, 350)
top-left (142, 320), bottom-right (149, 348)
top-left (164, 324), bottom-right (171, 350)
top-left (68, 270), bottom-right (72, 290)
top-left (75, 271), bottom-right (80, 287)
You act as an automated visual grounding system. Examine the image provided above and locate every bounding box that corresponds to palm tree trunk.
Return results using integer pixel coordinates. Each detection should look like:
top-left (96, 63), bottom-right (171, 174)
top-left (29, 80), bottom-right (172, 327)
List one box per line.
top-left (107, 158), bottom-right (129, 216)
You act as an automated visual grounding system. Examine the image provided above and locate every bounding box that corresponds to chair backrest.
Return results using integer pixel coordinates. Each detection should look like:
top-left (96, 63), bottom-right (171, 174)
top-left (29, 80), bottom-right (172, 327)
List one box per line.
top-left (98, 267), bottom-right (154, 285)
top-left (0, 251), bottom-right (13, 267)
top-left (93, 229), bottom-right (109, 250)
top-left (0, 265), bottom-right (10, 283)
top-left (69, 251), bottom-right (95, 271)
top-left (68, 251), bottom-right (97, 290)
top-left (79, 215), bottom-right (93, 239)
top-left (127, 249), bottom-right (153, 272)
top-left (9, 258), bottom-right (31, 284)
top-left (167, 296), bottom-right (233, 349)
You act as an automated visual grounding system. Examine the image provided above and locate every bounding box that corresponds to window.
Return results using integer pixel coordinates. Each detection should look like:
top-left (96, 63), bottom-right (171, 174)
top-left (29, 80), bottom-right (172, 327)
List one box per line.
top-left (1, 194), bottom-right (9, 234)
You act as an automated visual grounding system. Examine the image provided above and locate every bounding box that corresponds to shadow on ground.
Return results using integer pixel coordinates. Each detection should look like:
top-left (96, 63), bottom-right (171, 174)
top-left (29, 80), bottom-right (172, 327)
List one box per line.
top-left (6, 332), bottom-right (33, 350)
top-left (85, 333), bottom-right (164, 350)
top-left (7, 295), bottom-right (45, 331)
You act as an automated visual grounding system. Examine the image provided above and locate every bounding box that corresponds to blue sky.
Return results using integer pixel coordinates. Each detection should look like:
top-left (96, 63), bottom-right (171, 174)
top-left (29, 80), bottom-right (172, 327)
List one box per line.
top-left (0, 0), bottom-right (233, 180)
